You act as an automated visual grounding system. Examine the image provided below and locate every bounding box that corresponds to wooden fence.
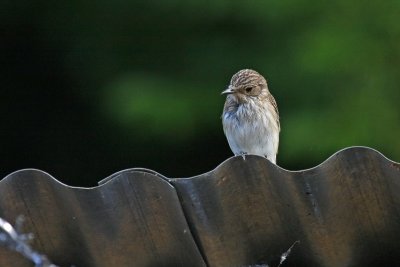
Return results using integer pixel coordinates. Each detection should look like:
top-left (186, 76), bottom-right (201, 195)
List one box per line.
top-left (0, 146), bottom-right (399, 267)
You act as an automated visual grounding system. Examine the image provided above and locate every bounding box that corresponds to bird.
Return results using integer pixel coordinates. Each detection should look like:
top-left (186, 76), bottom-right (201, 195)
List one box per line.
top-left (221, 69), bottom-right (280, 163)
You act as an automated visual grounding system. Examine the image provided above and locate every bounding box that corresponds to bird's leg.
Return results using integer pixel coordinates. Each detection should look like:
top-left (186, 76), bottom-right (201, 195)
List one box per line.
top-left (239, 152), bottom-right (247, 160)
top-left (264, 155), bottom-right (276, 164)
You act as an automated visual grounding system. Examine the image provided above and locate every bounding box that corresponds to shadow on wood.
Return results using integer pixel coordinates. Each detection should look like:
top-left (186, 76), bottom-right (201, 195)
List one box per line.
top-left (0, 146), bottom-right (400, 267)
top-left (0, 170), bottom-right (205, 267)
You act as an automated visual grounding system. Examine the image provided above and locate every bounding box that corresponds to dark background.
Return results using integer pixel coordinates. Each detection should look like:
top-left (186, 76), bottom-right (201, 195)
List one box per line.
top-left (2, 1), bottom-right (400, 186)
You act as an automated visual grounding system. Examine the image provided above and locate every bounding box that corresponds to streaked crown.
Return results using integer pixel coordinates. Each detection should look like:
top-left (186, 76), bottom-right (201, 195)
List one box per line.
top-left (230, 69), bottom-right (267, 88)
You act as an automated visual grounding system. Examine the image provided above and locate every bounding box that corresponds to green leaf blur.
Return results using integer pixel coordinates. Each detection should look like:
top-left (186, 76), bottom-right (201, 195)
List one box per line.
top-left (2, 0), bottom-right (400, 184)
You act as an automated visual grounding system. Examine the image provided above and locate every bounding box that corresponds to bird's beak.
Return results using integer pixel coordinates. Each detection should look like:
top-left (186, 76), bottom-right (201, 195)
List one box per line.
top-left (221, 86), bottom-right (235, 95)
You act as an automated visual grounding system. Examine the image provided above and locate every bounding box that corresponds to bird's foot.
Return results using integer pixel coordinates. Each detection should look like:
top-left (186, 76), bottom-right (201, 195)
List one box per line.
top-left (264, 155), bottom-right (277, 164)
top-left (239, 152), bottom-right (247, 160)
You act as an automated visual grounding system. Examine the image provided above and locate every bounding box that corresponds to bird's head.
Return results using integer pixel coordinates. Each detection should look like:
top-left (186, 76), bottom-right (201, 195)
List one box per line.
top-left (221, 69), bottom-right (269, 102)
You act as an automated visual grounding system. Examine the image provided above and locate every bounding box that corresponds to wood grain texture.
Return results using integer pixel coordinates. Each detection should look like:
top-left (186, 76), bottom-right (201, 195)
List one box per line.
top-left (0, 147), bottom-right (399, 267)
top-left (0, 169), bottom-right (205, 267)
top-left (170, 147), bottom-right (400, 267)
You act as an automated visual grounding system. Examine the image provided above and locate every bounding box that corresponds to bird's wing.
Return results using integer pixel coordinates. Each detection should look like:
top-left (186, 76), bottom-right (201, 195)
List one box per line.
top-left (267, 94), bottom-right (280, 131)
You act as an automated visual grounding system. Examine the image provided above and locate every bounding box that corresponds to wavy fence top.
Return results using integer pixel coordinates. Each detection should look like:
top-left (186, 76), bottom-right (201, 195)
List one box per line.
top-left (0, 147), bottom-right (399, 267)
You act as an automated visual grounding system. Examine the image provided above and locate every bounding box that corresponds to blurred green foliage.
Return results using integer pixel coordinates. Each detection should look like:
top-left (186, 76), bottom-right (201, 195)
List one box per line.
top-left (2, 0), bottom-right (400, 184)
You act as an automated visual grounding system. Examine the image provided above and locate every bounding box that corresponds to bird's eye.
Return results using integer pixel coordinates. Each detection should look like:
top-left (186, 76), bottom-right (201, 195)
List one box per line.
top-left (245, 87), bottom-right (253, 93)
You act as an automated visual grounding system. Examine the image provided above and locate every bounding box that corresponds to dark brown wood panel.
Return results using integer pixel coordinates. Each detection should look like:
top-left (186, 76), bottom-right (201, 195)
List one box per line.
top-left (1, 147), bottom-right (400, 267)
top-left (0, 169), bottom-right (205, 267)
top-left (171, 147), bottom-right (400, 267)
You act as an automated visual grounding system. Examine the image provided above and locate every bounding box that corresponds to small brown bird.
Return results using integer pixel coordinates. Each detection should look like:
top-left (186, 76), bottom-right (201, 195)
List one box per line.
top-left (221, 69), bottom-right (280, 163)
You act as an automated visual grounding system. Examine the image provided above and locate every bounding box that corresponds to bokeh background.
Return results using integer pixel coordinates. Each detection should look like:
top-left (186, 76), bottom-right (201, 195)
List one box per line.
top-left (2, 1), bottom-right (400, 186)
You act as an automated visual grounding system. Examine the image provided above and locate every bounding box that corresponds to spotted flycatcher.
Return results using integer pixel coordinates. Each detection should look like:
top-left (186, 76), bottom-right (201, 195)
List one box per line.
top-left (222, 69), bottom-right (280, 163)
